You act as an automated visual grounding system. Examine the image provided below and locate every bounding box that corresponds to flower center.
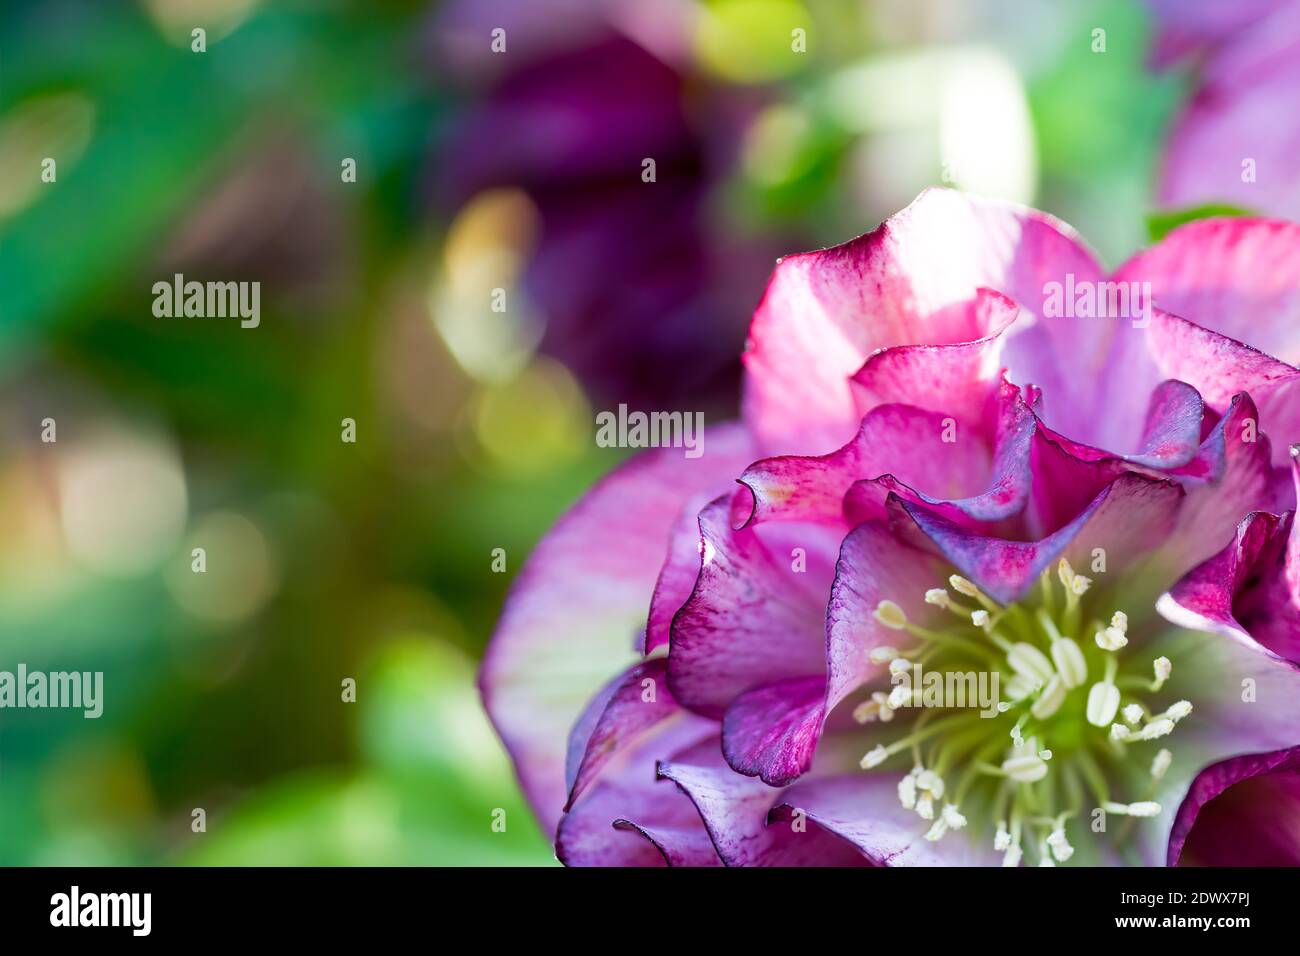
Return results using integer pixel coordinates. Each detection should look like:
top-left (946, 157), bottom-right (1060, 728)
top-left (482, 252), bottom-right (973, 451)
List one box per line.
top-left (857, 559), bottom-right (1191, 866)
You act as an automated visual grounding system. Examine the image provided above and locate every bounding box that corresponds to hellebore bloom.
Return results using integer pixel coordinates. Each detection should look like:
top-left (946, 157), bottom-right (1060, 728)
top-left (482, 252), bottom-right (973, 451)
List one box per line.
top-left (1148, 0), bottom-right (1300, 221)
top-left (437, 28), bottom-right (776, 410)
top-left (483, 188), bottom-right (1300, 866)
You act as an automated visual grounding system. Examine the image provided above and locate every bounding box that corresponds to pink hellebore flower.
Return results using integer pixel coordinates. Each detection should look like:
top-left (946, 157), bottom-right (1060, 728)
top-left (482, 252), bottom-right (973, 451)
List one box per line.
top-left (482, 189), bottom-right (1300, 866)
top-left (1149, 0), bottom-right (1300, 221)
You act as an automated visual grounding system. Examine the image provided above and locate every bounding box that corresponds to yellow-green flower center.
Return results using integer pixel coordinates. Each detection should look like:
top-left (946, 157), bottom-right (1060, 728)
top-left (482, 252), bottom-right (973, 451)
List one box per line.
top-left (859, 559), bottom-right (1191, 866)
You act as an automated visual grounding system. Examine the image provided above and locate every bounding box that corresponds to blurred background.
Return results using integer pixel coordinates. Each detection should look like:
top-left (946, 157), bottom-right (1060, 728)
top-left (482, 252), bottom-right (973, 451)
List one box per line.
top-left (0, 0), bottom-right (1191, 864)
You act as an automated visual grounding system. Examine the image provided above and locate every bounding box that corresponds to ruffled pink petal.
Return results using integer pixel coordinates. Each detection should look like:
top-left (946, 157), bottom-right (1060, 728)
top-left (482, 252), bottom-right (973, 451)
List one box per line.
top-left (849, 287), bottom-right (1021, 429)
top-left (666, 495), bottom-right (835, 717)
top-left (721, 675), bottom-right (826, 787)
top-left (740, 378), bottom-right (1035, 532)
top-left (738, 404), bottom-right (991, 529)
top-left (1159, 393), bottom-right (1291, 579)
top-left (657, 738), bottom-right (868, 865)
top-left (848, 378), bottom-right (1037, 527)
top-left (481, 425), bottom-right (754, 833)
top-left (1120, 218), bottom-right (1300, 368)
top-left (1140, 309), bottom-right (1300, 468)
top-left (1025, 381), bottom-right (1204, 534)
top-left (644, 490), bottom-right (729, 654)
top-left (1168, 746), bottom-right (1300, 866)
top-left (557, 713), bottom-right (721, 867)
top-left (1036, 379), bottom-right (1205, 471)
top-left (742, 187), bottom-right (1104, 456)
top-left (1153, 2), bottom-right (1300, 222)
top-left (824, 522), bottom-right (945, 715)
top-left (1159, 453), bottom-right (1300, 667)
top-left (770, 775), bottom-right (999, 866)
top-left (1136, 627), bottom-right (1300, 866)
top-left (1158, 511), bottom-right (1290, 659)
top-left (565, 658), bottom-right (681, 810)
top-left (890, 473), bottom-right (1184, 605)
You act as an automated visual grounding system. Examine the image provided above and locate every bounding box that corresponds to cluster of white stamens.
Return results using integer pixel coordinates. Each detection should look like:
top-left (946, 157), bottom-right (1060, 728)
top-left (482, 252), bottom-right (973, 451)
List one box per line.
top-left (855, 559), bottom-right (1193, 865)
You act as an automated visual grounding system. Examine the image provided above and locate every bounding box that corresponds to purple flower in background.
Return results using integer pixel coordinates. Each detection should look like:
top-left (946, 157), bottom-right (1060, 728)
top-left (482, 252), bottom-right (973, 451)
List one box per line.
top-left (436, 18), bottom-right (778, 410)
top-left (483, 188), bottom-right (1300, 866)
top-left (1149, 0), bottom-right (1300, 220)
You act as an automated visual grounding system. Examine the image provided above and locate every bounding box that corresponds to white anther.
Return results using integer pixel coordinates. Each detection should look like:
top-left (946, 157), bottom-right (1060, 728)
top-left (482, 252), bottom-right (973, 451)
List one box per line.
top-left (1038, 749), bottom-right (1053, 761)
top-left (1151, 749), bottom-right (1172, 781)
top-left (1051, 637), bottom-right (1088, 688)
top-left (924, 818), bottom-right (949, 842)
top-left (1140, 718), bottom-right (1175, 740)
top-left (1002, 843), bottom-right (1023, 867)
top-left (1002, 753), bottom-right (1049, 783)
top-left (994, 821), bottom-right (1011, 851)
top-left (897, 771), bottom-right (918, 810)
top-left (1152, 656), bottom-right (1172, 688)
top-left (925, 588), bottom-right (951, 608)
top-left (1031, 674), bottom-right (1067, 720)
top-left (971, 609), bottom-right (990, 628)
top-left (1010, 724), bottom-right (1024, 748)
top-left (869, 645), bottom-right (900, 664)
top-left (888, 685), bottom-right (914, 709)
top-left (1095, 625), bottom-right (1128, 651)
top-left (1086, 680), bottom-right (1121, 727)
top-left (1110, 611), bottom-right (1128, 634)
top-left (1038, 846), bottom-right (1056, 867)
top-left (915, 793), bottom-right (935, 820)
top-left (942, 803), bottom-right (967, 830)
top-left (949, 575), bottom-right (981, 598)
top-left (1056, 559), bottom-right (1076, 590)
top-left (852, 699), bottom-right (879, 724)
top-left (1102, 800), bottom-right (1162, 817)
top-left (874, 601), bottom-right (908, 630)
top-left (1007, 642), bottom-right (1055, 685)
top-left (1165, 700), bottom-right (1193, 721)
top-left (889, 657), bottom-right (912, 677)
top-left (1109, 723), bottom-right (1132, 742)
top-left (1047, 828), bottom-right (1074, 862)
top-left (1122, 703), bottom-right (1143, 725)
top-left (916, 770), bottom-right (944, 798)
top-left (873, 691), bottom-right (896, 723)
top-left (860, 745), bottom-right (888, 769)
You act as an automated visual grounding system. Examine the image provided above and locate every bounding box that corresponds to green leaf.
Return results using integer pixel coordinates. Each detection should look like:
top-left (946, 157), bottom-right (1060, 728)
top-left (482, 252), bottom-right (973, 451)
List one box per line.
top-left (1146, 203), bottom-right (1256, 242)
